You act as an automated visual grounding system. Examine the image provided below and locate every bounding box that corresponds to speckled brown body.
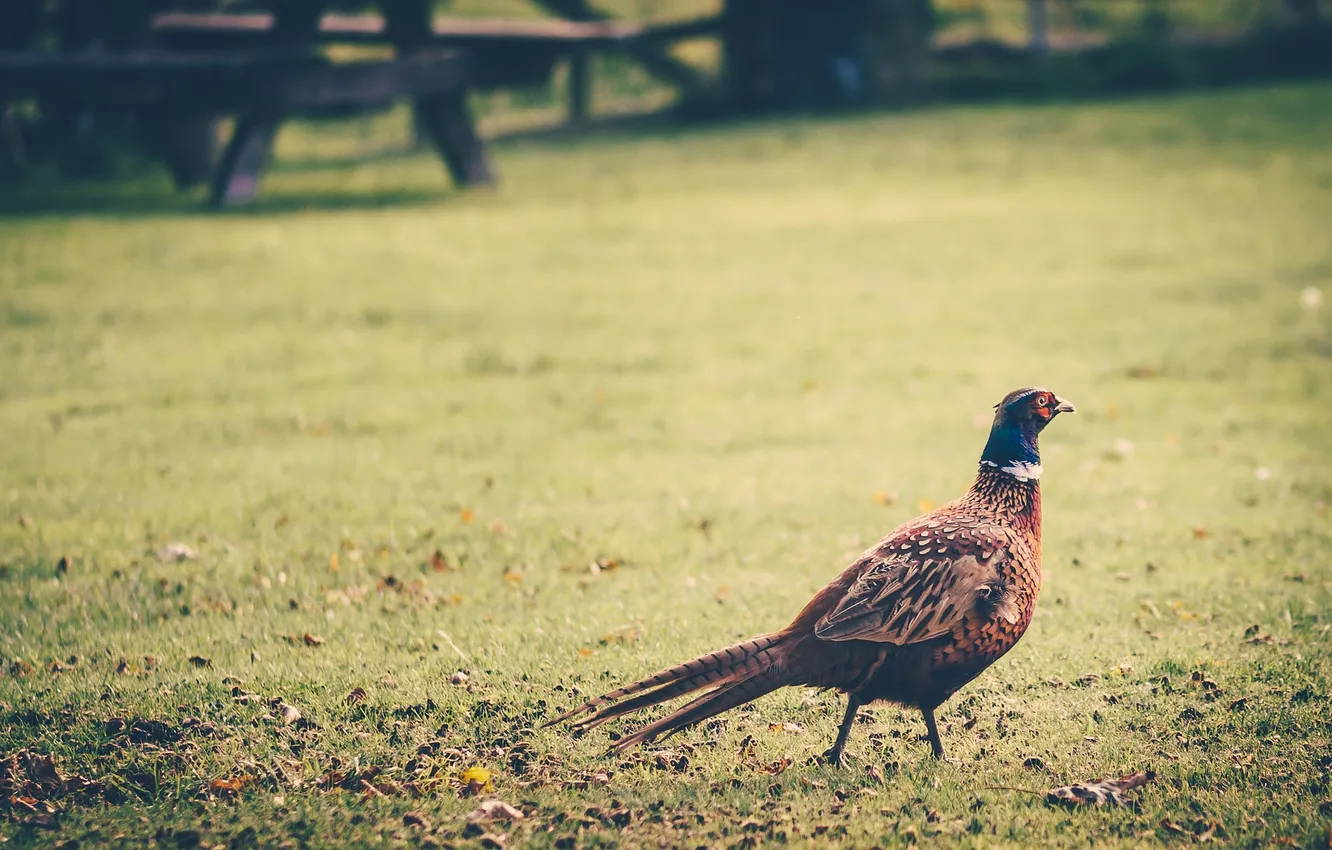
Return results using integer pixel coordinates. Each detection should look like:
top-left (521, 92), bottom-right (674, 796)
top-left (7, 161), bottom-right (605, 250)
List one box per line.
top-left (792, 467), bottom-right (1043, 711)
top-left (548, 388), bottom-right (1072, 764)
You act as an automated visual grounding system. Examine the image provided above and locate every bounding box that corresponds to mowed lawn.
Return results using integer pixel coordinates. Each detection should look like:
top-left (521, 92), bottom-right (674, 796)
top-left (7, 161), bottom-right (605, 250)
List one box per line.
top-left (1, 83), bottom-right (1330, 848)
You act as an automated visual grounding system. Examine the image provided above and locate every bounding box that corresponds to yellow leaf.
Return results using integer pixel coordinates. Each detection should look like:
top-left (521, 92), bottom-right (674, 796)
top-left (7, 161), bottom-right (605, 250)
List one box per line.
top-left (577, 648), bottom-right (594, 658)
top-left (459, 766), bottom-right (493, 795)
top-left (503, 570), bottom-right (522, 585)
top-left (599, 626), bottom-right (641, 646)
top-left (459, 508), bottom-right (474, 525)
top-left (329, 552), bottom-right (339, 573)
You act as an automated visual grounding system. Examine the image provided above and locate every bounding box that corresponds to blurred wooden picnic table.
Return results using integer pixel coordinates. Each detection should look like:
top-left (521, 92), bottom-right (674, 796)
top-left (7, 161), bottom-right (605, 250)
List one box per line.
top-left (0, 0), bottom-right (496, 207)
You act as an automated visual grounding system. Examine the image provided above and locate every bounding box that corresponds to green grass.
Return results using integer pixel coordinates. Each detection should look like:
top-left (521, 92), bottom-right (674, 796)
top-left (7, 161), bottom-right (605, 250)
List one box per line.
top-left (2, 82), bottom-right (1332, 848)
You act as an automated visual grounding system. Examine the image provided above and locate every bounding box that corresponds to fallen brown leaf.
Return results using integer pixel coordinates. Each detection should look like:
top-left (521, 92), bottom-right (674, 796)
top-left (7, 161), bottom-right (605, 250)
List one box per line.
top-left (155, 542), bottom-right (197, 563)
top-left (1046, 770), bottom-right (1155, 807)
top-left (403, 810), bottom-right (431, 829)
top-left (468, 800), bottom-right (525, 822)
top-left (209, 776), bottom-right (254, 796)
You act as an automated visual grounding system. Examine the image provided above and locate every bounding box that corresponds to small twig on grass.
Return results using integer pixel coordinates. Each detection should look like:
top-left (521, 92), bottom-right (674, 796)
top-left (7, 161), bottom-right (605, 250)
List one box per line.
top-left (436, 630), bottom-right (469, 661)
top-left (981, 785), bottom-right (1045, 797)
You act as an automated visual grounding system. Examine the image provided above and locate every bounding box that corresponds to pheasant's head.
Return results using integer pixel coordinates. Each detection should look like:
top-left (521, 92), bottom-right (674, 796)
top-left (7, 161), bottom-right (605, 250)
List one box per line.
top-left (979, 388), bottom-right (1075, 480)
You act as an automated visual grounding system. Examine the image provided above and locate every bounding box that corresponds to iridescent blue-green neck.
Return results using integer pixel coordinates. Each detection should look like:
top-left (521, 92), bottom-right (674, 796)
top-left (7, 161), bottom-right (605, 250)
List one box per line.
top-left (980, 420), bottom-right (1040, 469)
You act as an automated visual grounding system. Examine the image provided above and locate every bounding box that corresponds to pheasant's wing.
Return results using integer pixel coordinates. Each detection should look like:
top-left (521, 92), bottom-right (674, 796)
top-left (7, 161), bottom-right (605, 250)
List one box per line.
top-left (813, 523), bottom-right (1019, 644)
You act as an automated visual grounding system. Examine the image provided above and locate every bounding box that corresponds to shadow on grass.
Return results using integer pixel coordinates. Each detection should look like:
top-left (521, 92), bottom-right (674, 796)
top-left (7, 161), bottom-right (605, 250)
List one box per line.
top-left (263, 144), bottom-right (428, 174)
top-left (0, 177), bottom-right (454, 220)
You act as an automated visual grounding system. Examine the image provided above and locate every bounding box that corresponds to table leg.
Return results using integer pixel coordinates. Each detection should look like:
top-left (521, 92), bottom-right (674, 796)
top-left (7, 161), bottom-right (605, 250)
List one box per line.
top-left (382, 0), bottom-right (496, 188)
top-left (209, 113), bottom-right (282, 207)
top-left (205, 0), bottom-right (323, 206)
top-left (415, 93), bottom-right (494, 187)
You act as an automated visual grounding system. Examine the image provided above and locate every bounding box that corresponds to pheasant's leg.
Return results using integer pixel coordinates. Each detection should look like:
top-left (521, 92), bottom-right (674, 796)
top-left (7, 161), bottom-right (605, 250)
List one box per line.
top-left (821, 694), bottom-right (861, 767)
top-left (921, 706), bottom-right (945, 759)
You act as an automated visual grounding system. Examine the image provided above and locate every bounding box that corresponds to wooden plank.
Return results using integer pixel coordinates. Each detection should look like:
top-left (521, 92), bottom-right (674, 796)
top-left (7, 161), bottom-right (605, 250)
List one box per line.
top-left (0, 49), bottom-right (468, 111)
top-left (152, 11), bottom-right (640, 45)
top-left (0, 50), bottom-right (315, 109)
top-left (278, 51), bottom-right (468, 110)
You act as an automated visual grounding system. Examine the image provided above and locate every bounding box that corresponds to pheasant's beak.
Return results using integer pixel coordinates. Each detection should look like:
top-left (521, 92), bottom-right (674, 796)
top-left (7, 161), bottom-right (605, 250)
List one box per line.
top-left (1053, 397), bottom-right (1077, 415)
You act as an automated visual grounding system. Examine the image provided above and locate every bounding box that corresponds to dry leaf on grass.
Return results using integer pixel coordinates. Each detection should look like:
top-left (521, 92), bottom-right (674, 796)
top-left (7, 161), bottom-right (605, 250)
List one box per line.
top-left (403, 810), bottom-right (431, 829)
top-left (468, 800), bottom-right (525, 822)
top-left (1046, 770), bottom-right (1155, 807)
top-left (599, 626), bottom-right (641, 646)
top-left (187, 655), bottom-right (212, 668)
top-left (209, 776), bottom-right (254, 796)
top-left (155, 542), bottom-right (197, 563)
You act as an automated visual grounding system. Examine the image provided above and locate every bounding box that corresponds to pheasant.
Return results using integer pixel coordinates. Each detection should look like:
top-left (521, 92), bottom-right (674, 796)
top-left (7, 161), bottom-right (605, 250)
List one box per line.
top-left (547, 387), bottom-right (1075, 765)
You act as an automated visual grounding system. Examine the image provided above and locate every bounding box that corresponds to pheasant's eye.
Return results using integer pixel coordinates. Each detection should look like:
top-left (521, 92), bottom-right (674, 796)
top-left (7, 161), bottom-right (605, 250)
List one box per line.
top-left (1033, 394), bottom-right (1049, 407)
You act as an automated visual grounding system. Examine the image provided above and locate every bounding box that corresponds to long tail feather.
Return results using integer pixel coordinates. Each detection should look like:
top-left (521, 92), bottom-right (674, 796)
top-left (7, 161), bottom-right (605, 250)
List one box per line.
top-left (544, 633), bottom-right (785, 728)
top-left (609, 665), bottom-right (792, 753)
